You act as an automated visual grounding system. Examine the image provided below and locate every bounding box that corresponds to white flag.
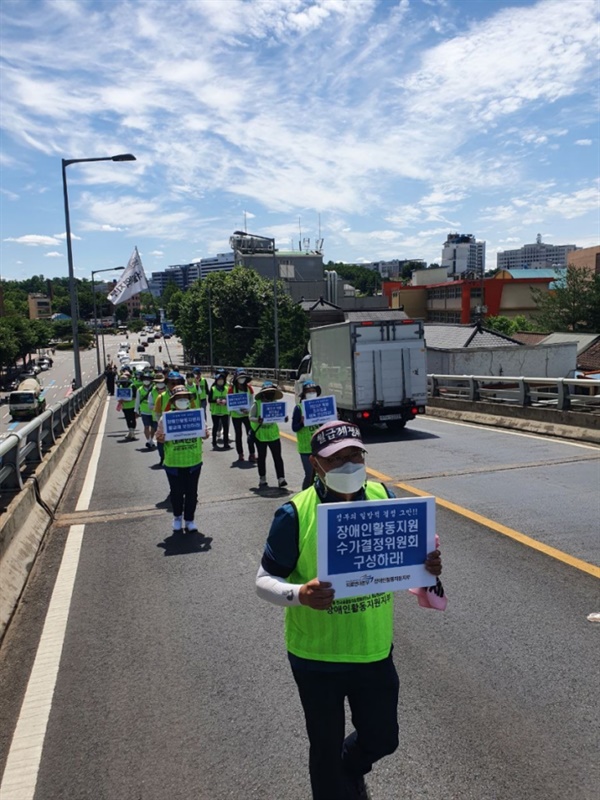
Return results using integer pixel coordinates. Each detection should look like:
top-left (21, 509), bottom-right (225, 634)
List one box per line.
top-left (107, 247), bottom-right (149, 305)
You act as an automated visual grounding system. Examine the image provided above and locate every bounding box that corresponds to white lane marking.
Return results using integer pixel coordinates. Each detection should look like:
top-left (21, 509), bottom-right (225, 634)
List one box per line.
top-left (76, 397), bottom-right (110, 512)
top-left (0, 525), bottom-right (84, 800)
top-left (417, 415), bottom-right (600, 451)
top-left (0, 398), bottom-right (110, 799)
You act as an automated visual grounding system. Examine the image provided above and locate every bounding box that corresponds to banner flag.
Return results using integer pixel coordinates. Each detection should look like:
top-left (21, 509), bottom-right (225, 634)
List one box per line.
top-left (107, 247), bottom-right (149, 306)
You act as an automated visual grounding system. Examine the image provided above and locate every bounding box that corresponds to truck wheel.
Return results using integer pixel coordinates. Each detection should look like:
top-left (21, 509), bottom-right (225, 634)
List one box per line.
top-left (386, 419), bottom-right (406, 432)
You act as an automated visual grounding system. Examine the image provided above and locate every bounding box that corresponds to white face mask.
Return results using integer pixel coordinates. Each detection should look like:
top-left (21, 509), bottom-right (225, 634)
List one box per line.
top-left (319, 461), bottom-right (366, 495)
top-left (156, 382), bottom-right (165, 390)
top-left (305, 392), bottom-right (317, 400)
top-left (175, 399), bottom-right (190, 410)
top-left (238, 377), bottom-right (247, 384)
top-left (143, 380), bottom-right (151, 386)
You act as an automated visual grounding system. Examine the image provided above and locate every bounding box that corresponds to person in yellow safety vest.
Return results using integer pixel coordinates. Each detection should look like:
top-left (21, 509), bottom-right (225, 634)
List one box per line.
top-left (116, 370), bottom-right (138, 440)
top-left (135, 370), bottom-right (158, 449)
top-left (185, 372), bottom-right (200, 404)
top-left (256, 420), bottom-right (446, 800)
top-left (192, 367), bottom-right (209, 415)
top-left (249, 381), bottom-right (288, 489)
top-left (228, 368), bottom-right (257, 463)
top-left (208, 372), bottom-right (231, 450)
top-left (156, 385), bottom-right (210, 533)
top-left (152, 371), bottom-right (185, 466)
top-left (292, 380), bottom-right (323, 490)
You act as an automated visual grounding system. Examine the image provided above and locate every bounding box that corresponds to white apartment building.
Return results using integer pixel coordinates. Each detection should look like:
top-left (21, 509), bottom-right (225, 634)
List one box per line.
top-left (199, 252), bottom-right (235, 279)
top-left (441, 233), bottom-right (486, 278)
top-left (496, 234), bottom-right (578, 270)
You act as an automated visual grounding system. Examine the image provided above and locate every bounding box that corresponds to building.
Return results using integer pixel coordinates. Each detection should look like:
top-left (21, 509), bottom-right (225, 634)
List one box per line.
top-left (441, 233), bottom-right (486, 279)
top-left (28, 293), bottom-right (52, 319)
top-left (199, 252), bottom-right (235, 280)
top-left (385, 269), bottom-right (561, 324)
top-left (566, 245), bottom-right (600, 275)
top-left (355, 259), bottom-right (427, 278)
top-left (149, 263), bottom-right (201, 296)
top-left (496, 234), bottom-right (578, 271)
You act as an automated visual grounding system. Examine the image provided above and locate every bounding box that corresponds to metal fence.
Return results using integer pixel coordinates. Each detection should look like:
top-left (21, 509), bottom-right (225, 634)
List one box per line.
top-left (429, 374), bottom-right (600, 414)
top-left (0, 374), bottom-right (104, 493)
top-left (2, 370), bottom-right (597, 496)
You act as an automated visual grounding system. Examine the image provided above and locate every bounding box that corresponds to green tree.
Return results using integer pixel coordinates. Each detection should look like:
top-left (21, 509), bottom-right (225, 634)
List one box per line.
top-left (486, 315), bottom-right (539, 337)
top-left (176, 268), bottom-right (308, 370)
top-left (532, 267), bottom-right (600, 332)
top-left (324, 262), bottom-right (381, 296)
top-left (0, 320), bottom-right (19, 370)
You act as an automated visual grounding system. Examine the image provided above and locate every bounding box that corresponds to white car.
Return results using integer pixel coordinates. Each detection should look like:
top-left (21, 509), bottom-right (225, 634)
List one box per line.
top-left (127, 360), bottom-right (152, 373)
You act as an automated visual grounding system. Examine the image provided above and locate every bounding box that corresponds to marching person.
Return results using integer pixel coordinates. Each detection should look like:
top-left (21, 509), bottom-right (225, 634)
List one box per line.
top-left (116, 370), bottom-right (138, 440)
top-left (255, 420), bottom-right (445, 800)
top-left (152, 371), bottom-right (184, 465)
top-left (135, 370), bottom-right (157, 449)
top-left (104, 362), bottom-right (117, 396)
top-left (228, 368), bottom-right (256, 463)
top-left (208, 371), bottom-right (231, 450)
top-left (155, 385), bottom-right (209, 533)
top-left (249, 381), bottom-right (287, 488)
top-left (292, 380), bottom-right (323, 490)
top-left (193, 367), bottom-right (209, 414)
top-left (185, 371), bottom-right (200, 404)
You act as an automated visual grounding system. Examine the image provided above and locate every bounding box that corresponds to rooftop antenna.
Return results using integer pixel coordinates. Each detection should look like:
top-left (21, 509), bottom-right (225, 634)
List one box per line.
top-left (298, 216), bottom-right (302, 252)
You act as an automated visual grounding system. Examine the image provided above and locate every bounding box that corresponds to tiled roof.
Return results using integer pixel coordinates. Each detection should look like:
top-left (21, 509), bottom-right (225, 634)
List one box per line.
top-left (541, 332), bottom-right (600, 354)
top-left (577, 338), bottom-right (600, 371)
top-left (423, 323), bottom-right (521, 349)
top-left (510, 332), bottom-right (550, 346)
top-left (505, 269), bottom-right (564, 280)
top-left (344, 310), bottom-right (410, 322)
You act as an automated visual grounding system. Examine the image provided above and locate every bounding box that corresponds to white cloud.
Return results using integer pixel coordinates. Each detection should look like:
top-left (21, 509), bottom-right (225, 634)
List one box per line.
top-left (4, 234), bottom-right (62, 246)
top-left (149, 250), bottom-right (164, 257)
top-left (575, 139), bottom-right (592, 146)
top-left (44, 251), bottom-right (62, 257)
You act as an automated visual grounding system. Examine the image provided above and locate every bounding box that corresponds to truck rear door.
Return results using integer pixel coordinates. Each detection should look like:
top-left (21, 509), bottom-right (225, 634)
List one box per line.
top-left (354, 344), bottom-right (407, 407)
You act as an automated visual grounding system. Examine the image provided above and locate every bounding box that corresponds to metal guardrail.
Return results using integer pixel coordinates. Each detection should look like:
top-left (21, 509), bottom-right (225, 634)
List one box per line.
top-left (0, 374), bottom-right (104, 493)
top-left (429, 374), bottom-right (600, 414)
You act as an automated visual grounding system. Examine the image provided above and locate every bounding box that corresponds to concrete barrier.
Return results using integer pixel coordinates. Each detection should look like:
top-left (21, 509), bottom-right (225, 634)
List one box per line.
top-left (0, 385), bottom-right (105, 641)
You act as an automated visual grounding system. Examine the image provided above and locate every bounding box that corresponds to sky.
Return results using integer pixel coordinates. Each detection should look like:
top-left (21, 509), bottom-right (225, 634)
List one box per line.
top-left (0, 0), bottom-right (598, 284)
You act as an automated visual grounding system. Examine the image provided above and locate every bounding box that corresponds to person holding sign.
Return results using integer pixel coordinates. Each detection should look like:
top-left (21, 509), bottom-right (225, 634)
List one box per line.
top-left (228, 368), bottom-right (257, 463)
top-left (249, 381), bottom-right (288, 489)
top-left (292, 380), bottom-right (324, 490)
top-left (208, 372), bottom-right (231, 450)
top-left (155, 385), bottom-right (209, 533)
top-left (116, 371), bottom-right (138, 440)
top-left (256, 420), bottom-right (444, 800)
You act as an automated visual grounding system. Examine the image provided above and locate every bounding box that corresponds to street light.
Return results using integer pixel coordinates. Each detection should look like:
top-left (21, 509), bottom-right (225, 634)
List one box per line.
top-left (62, 153), bottom-right (136, 388)
top-left (91, 266), bottom-right (124, 374)
top-left (233, 231), bottom-right (279, 379)
top-left (234, 325), bottom-right (260, 330)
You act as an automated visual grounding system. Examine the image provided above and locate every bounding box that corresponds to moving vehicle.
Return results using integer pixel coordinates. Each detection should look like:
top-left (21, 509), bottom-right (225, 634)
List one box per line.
top-left (127, 359), bottom-right (154, 373)
top-left (9, 377), bottom-right (46, 420)
top-left (137, 345), bottom-right (146, 353)
top-left (296, 317), bottom-right (427, 431)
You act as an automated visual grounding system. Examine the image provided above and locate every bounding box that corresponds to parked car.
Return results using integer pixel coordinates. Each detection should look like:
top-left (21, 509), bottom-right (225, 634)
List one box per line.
top-left (137, 345), bottom-right (146, 353)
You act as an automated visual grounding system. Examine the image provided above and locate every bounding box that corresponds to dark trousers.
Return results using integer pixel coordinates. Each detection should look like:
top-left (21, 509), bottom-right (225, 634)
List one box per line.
top-left (256, 438), bottom-right (284, 480)
top-left (212, 414), bottom-right (230, 446)
top-left (165, 465), bottom-right (202, 520)
top-left (123, 407), bottom-right (137, 430)
top-left (232, 416), bottom-right (255, 457)
top-left (291, 655), bottom-right (399, 800)
top-left (300, 452), bottom-right (314, 490)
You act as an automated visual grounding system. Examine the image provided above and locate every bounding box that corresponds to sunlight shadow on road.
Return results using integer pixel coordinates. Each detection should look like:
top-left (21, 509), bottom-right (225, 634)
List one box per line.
top-left (157, 531), bottom-right (213, 556)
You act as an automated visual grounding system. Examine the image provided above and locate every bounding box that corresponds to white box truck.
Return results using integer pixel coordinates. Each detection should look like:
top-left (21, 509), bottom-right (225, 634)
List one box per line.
top-left (297, 318), bottom-right (427, 431)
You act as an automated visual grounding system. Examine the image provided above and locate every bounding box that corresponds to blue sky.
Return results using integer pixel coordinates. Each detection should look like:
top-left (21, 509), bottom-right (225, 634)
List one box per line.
top-left (1, 0), bottom-right (598, 283)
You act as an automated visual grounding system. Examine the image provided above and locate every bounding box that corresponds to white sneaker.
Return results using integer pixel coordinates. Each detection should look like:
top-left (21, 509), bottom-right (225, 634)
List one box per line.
top-left (172, 517), bottom-right (183, 531)
top-left (185, 520), bottom-right (198, 532)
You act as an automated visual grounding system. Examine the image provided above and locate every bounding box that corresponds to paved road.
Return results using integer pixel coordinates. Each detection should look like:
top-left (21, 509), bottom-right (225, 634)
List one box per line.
top-left (0, 402), bottom-right (598, 799)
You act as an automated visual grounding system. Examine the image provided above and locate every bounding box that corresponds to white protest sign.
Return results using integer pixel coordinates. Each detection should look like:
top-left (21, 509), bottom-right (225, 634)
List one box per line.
top-left (317, 496), bottom-right (436, 599)
top-left (163, 408), bottom-right (206, 441)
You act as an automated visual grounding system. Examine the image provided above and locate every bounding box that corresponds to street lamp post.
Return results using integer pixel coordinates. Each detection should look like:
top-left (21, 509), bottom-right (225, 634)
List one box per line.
top-left (62, 153), bottom-right (136, 388)
top-left (207, 283), bottom-right (214, 371)
top-left (233, 231), bottom-right (279, 379)
top-left (91, 266), bottom-right (125, 374)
